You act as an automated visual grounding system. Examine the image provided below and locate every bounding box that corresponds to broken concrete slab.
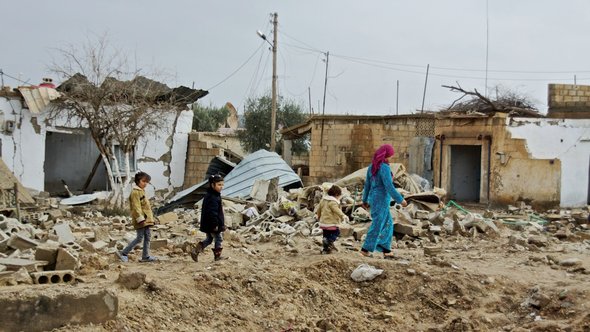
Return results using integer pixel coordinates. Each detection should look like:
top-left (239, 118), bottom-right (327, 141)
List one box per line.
top-left (394, 223), bottom-right (421, 237)
top-left (34, 240), bottom-right (60, 267)
top-left (157, 211), bottom-right (179, 224)
top-left (7, 233), bottom-right (39, 250)
top-left (55, 248), bottom-right (79, 271)
top-left (92, 240), bottom-right (108, 251)
top-left (53, 222), bottom-right (76, 244)
top-left (0, 288), bottom-right (118, 332)
top-left (0, 258), bottom-right (48, 272)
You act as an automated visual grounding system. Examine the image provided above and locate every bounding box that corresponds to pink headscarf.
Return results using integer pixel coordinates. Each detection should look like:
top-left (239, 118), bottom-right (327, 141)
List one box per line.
top-left (371, 144), bottom-right (394, 176)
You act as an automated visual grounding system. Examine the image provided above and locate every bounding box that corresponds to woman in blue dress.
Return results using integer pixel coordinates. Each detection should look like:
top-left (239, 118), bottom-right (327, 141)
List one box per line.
top-left (360, 144), bottom-right (407, 258)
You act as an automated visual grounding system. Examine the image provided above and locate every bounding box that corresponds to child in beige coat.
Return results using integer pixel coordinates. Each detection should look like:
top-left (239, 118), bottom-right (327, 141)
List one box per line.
top-left (316, 185), bottom-right (348, 254)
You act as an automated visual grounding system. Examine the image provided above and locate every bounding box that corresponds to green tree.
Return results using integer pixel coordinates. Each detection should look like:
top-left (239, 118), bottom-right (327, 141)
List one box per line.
top-left (192, 103), bottom-right (230, 132)
top-left (238, 95), bottom-right (309, 154)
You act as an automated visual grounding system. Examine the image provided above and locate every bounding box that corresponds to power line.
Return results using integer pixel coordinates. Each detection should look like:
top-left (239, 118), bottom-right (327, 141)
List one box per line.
top-left (206, 43), bottom-right (264, 91)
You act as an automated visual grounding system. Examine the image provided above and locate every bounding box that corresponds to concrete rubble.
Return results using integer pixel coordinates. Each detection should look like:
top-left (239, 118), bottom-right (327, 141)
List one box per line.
top-left (0, 165), bottom-right (587, 330)
top-left (0, 167), bottom-right (588, 289)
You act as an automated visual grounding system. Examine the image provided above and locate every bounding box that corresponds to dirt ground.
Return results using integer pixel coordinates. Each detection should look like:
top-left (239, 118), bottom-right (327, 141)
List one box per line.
top-left (34, 219), bottom-right (588, 332)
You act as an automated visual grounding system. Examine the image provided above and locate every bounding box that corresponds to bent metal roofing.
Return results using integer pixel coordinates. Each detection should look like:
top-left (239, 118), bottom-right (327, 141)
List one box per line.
top-left (221, 149), bottom-right (302, 198)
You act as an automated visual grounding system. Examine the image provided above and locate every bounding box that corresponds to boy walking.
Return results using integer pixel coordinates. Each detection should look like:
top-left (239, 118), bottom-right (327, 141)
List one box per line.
top-left (191, 174), bottom-right (227, 262)
top-left (117, 171), bottom-right (157, 263)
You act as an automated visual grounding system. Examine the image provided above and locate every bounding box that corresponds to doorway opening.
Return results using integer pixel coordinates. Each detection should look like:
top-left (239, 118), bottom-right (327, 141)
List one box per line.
top-left (450, 145), bottom-right (481, 202)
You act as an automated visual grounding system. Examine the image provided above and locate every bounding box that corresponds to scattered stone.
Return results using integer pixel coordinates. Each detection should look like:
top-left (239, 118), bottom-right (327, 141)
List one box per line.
top-left (117, 271), bottom-right (146, 290)
top-left (558, 258), bottom-right (582, 267)
top-left (157, 212), bottom-right (179, 224)
top-left (528, 236), bottom-right (548, 247)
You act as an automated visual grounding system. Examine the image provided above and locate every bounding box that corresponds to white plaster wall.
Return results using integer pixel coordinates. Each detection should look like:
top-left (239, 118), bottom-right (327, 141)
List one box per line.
top-left (0, 96), bottom-right (192, 196)
top-left (169, 110), bottom-right (192, 188)
top-left (508, 118), bottom-right (590, 207)
top-left (0, 97), bottom-right (46, 191)
top-left (136, 109), bottom-right (192, 194)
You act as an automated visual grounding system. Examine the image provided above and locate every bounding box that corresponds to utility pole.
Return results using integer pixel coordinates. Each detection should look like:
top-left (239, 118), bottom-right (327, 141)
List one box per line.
top-left (396, 80), bottom-right (399, 115)
top-left (270, 12), bottom-right (278, 152)
top-left (421, 64), bottom-right (429, 113)
top-left (308, 86), bottom-right (312, 115)
top-left (320, 51), bottom-right (329, 146)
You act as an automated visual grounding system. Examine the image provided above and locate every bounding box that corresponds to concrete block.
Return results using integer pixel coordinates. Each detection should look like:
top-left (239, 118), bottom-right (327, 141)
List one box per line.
top-left (225, 211), bottom-right (243, 229)
top-left (0, 289), bottom-right (118, 332)
top-left (394, 223), bottom-right (421, 237)
top-left (339, 224), bottom-right (354, 238)
top-left (93, 226), bottom-right (110, 242)
top-left (0, 230), bottom-right (9, 252)
top-left (53, 222), bottom-right (76, 244)
top-left (157, 212), bottom-right (179, 224)
top-left (46, 209), bottom-right (63, 221)
top-left (34, 241), bottom-right (60, 266)
top-left (55, 248), bottom-right (78, 271)
top-left (92, 240), bottom-right (108, 251)
top-left (353, 226), bottom-right (369, 241)
top-left (7, 233), bottom-right (39, 250)
top-left (31, 270), bottom-right (75, 284)
top-left (150, 238), bottom-right (168, 250)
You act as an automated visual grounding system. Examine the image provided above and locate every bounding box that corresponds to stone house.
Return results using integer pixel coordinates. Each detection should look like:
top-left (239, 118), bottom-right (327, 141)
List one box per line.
top-left (281, 84), bottom-right (590, 208)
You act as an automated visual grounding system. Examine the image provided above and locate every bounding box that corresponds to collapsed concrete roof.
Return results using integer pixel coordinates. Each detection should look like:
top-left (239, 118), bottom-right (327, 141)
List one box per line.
top-left (57, 73), bottom-right (208, 106)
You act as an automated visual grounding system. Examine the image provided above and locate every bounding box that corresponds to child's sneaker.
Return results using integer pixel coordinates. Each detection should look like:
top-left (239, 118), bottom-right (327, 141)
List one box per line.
top-left (140, 256), bottom-right (158, 263)
top-left (116, 252), bottom-right (128, 263)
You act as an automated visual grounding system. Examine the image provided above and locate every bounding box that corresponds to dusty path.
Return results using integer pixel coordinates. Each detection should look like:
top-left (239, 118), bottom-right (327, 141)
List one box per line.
top-left (35, 232), bottom-right (589, 332)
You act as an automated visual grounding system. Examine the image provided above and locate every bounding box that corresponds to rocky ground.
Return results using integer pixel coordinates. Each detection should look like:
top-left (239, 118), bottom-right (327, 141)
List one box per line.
top-left (3, 209), bottom-right (587, 332)
top-left (1, 180), bottom-right (589, 331)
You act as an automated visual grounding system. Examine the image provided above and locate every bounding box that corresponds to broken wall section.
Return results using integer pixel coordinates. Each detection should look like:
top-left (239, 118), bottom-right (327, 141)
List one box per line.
top-left (548, 84), bottom-right (590, 118)
top-left (507, 117), bottom-right (590, 207)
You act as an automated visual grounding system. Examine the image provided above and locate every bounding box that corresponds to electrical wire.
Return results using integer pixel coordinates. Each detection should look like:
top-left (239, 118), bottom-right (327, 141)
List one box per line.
top-left (206, 42), bottom-right (265, 91)
top-left (0, 69), bottom-right (33, 85)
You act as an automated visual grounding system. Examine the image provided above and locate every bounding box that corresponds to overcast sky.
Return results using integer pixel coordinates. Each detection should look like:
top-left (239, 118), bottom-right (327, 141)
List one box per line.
top-left (3, 0), bottom-right (590, 115)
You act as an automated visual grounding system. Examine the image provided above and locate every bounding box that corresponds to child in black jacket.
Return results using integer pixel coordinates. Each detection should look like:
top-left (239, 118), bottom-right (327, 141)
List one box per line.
top-left (191, 174), bottom-right (226, 261)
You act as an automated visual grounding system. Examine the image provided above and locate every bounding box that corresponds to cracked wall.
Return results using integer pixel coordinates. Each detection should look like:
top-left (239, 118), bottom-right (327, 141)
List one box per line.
top-left (0, 95), bottom-right (192, 195)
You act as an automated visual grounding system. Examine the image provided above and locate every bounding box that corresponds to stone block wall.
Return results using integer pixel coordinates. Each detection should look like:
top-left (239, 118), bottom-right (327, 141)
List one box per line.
top-left (307, 116), bottom-right (434, 184)
top-left (184, 133), bottom-right (224, 188)
top-left (548, 84), bottom-right (590, 118)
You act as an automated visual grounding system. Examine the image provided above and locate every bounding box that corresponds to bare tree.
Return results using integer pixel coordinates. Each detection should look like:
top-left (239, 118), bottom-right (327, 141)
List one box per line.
top-left (47, 34), bottom-right (198, 206)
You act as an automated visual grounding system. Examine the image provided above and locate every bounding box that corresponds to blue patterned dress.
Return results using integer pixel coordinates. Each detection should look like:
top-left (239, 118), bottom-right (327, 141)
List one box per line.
top-left (361, 163), bottom-right (404, 252)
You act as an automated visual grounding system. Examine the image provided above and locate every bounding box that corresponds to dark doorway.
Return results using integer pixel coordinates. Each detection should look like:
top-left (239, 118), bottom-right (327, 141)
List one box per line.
top-left (450, 145), bottom-right (481, 202)
top-left (44, 130), bottom-right (107, 194)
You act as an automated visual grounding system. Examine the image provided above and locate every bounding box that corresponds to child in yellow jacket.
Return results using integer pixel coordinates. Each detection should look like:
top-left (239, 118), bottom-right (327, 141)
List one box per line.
top-left (316, 185), bottom-right (348, 254)
top-left (117, 172), bottom-right (157, 263)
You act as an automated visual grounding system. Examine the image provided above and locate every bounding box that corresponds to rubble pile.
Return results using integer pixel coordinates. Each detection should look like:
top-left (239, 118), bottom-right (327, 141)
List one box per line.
top-left (2, 166), bottom-right (589, 288)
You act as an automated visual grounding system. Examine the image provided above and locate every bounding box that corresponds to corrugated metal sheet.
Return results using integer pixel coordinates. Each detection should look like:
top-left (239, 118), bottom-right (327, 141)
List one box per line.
top-left (221, 149), bottom-right (302, 198)
top-left (18, 87), bottom-right (60, 113)
top-left (159, 150), bottom-right (302, 213)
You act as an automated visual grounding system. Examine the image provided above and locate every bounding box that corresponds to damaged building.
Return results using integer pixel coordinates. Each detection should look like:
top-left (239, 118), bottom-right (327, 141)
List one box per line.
top-left (281, 83), bottom-right (590, 209)
top-left (0, 78), bottom-right (206, 197)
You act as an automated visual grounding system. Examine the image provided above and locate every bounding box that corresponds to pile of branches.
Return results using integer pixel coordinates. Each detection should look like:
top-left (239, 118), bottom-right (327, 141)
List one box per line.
top-left (442, 84), bottom-right (540, 117)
